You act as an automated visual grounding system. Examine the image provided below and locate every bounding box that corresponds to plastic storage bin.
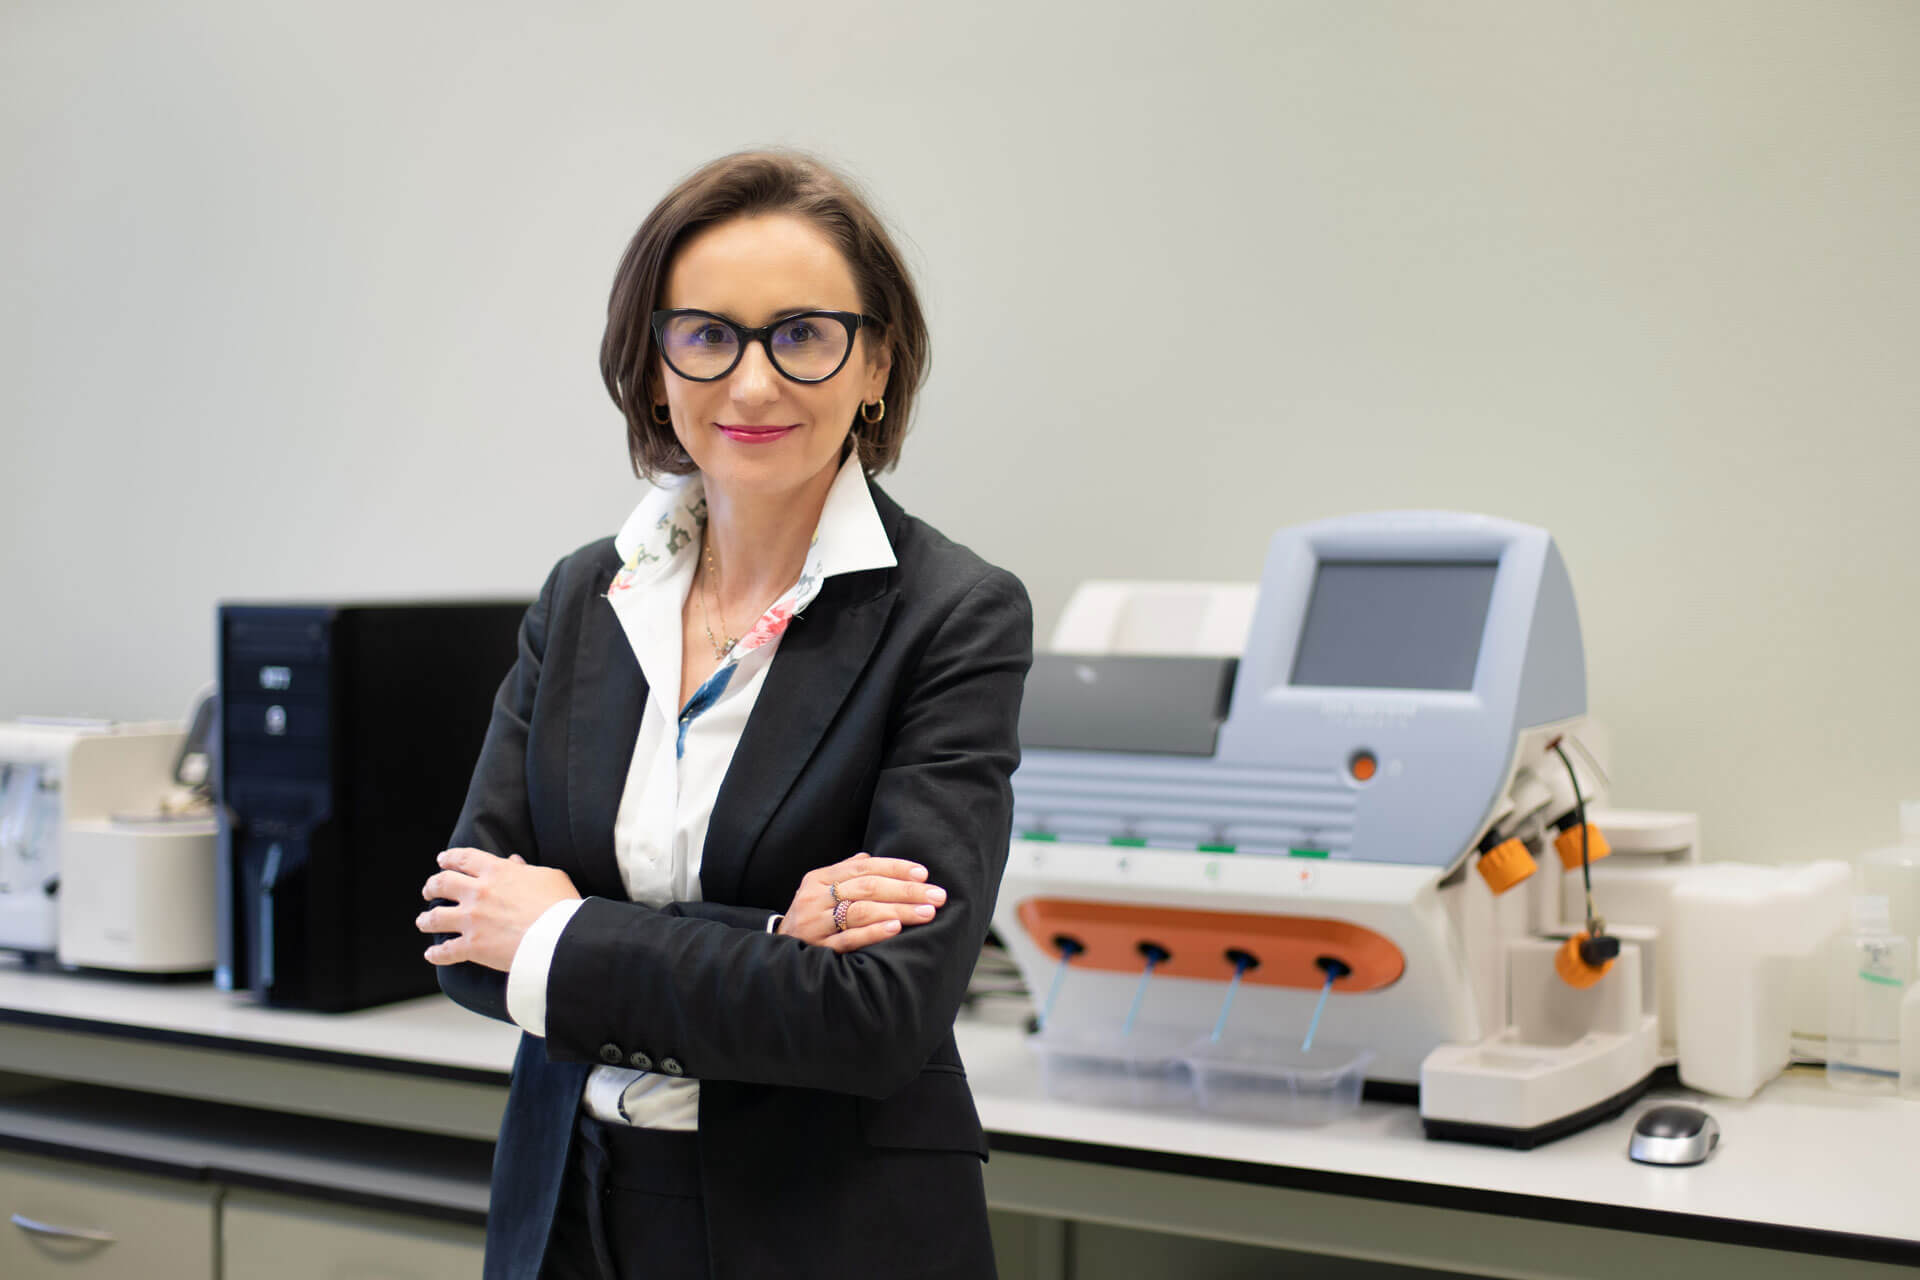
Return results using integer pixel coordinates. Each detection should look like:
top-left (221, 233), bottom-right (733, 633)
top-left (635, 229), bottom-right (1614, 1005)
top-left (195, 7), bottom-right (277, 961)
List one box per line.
top-left (1026, 1023), bottom-right (1195, 1108)
top-left (1185, 1034), bottom-right (1373, 1125)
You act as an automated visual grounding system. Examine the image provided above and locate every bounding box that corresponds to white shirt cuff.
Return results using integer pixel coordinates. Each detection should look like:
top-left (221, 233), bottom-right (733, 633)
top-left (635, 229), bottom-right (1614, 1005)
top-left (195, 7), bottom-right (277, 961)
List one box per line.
top-left (766, 914), bottom-right (784, 934)
top-left (506, 897), bottom-right (587, 1038)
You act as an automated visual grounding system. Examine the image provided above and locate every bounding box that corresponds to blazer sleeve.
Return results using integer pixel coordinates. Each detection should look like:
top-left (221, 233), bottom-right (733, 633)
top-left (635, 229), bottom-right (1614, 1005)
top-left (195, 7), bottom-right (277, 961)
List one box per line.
top-left (436, 552), bottom-right (782, 1024)
top-left (541, 567), bottom-right (1033, 1098)
top-left (434, 558), bottom-right (565, 1024)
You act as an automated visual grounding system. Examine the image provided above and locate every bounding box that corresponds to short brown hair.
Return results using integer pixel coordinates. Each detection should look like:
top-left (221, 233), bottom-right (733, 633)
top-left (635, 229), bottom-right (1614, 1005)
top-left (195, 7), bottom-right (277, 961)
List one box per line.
top-left (601, 151), bottom-right (929, 480)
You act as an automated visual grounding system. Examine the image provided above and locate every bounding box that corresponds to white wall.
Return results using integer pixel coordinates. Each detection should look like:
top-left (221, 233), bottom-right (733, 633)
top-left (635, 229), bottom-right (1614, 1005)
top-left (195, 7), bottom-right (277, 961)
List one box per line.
top-left (3, 1), bottom-right (1916, 865)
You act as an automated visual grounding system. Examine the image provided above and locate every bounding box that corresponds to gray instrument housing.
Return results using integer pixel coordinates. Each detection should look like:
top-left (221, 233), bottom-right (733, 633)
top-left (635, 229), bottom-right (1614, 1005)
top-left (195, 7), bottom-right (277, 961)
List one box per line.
top-left (1011, 511), bottom-right (1586, 869)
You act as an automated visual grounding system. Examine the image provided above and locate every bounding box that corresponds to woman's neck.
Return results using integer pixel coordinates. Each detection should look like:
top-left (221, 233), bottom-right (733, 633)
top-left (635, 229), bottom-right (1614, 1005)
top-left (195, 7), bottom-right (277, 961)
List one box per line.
top-left (698, 460), bottom-right (839, 613)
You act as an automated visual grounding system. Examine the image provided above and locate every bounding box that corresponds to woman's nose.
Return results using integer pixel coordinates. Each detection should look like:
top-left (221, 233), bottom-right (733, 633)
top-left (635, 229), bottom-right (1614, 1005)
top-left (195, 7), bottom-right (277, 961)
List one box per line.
top-left (729, 340), bottom-right (781, 405)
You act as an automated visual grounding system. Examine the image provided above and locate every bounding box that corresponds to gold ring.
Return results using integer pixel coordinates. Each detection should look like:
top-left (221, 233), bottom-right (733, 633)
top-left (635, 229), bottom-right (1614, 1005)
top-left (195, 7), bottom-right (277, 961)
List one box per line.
top-left (829, 880), bottom-right (843, 905)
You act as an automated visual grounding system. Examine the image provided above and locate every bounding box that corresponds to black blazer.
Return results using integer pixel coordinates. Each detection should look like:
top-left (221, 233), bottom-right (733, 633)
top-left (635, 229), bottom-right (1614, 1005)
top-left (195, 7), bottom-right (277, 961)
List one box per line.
top-left (437, 483), bottom-right (1032, 1280)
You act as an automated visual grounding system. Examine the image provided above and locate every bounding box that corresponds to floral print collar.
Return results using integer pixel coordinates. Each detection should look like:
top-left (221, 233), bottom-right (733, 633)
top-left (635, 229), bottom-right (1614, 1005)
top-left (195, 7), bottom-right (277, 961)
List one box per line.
top-left (606, 453), bottom-right (896, 665)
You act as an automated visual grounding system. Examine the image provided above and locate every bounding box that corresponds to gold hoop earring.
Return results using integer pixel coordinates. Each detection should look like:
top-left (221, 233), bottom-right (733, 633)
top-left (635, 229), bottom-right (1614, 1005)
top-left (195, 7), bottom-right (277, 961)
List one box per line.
top-left (860, 398), bottom-right (885, 425)
top-left (651, 403), bottom-right (671, 426)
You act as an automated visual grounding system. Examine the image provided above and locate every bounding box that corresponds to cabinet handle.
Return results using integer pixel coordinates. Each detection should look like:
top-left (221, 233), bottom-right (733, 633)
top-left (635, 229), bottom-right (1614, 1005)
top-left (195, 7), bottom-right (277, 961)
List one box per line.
top-left (10, 1212), bottom-right (117, 1244)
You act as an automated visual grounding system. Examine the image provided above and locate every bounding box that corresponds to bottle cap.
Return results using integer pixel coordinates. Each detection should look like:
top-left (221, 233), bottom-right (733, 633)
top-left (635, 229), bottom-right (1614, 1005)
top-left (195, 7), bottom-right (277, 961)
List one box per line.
top-left (1853, 894), bottom-right (1892, 933)
top-left (1900, 801), bottom-right (1920, 842)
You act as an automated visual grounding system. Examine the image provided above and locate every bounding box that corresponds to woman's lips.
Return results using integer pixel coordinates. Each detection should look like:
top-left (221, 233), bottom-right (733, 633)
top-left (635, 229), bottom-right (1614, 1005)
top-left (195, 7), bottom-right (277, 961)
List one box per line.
top-left (717, 424), bottom-right (798, 444)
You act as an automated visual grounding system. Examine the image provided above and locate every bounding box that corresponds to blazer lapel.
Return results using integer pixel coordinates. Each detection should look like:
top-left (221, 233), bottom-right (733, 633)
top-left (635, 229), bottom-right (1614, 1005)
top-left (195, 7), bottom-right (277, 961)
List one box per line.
top-left (701, 571), bottom-right (899, 906)
top-left (567, 553), bottom-right (646, 900)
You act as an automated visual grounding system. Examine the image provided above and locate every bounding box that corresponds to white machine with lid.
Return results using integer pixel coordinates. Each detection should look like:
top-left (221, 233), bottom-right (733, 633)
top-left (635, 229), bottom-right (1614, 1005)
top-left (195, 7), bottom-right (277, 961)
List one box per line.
top-left (0, 718), bottom-right (217, 973)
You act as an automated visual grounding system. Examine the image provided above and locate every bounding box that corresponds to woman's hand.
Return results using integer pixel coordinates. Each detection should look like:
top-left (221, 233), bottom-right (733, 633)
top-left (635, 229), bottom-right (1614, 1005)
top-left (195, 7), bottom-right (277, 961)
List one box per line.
top-left (778, 851), bottom-right (947, 953)
top-left (417, 848), bottom-right (581, 972)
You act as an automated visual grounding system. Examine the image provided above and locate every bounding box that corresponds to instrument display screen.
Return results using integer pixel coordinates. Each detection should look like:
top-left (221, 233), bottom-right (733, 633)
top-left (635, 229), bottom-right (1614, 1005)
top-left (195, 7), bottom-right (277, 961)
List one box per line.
top-left (1290, 560), bottom-right (1498, 691)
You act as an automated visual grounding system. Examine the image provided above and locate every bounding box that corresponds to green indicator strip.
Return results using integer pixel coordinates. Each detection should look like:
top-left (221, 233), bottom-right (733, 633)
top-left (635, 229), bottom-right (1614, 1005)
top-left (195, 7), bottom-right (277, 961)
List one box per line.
top-left (1109, 836), bottom-right (1148, 848)
top-left (1289, 848), bottom-right (1330, 860)
top-left (1020, 831), bottom-right (1057, 842)
top-left (1859, 970), bottom-right (1906, 988)
top-left (1196, 843), bottom-right (1237, 853)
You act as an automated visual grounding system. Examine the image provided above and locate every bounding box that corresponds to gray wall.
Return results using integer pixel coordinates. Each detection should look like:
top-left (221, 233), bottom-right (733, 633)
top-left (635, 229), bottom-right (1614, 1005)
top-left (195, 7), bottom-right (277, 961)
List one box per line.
top-left (4, 1), bottom-right (1916, 865)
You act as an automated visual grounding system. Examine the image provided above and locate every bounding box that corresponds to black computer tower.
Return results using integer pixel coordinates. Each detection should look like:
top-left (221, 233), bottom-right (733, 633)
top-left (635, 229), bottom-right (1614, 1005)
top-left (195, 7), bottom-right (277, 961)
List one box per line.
top-left (215, 600), bottom-right (527, 1011)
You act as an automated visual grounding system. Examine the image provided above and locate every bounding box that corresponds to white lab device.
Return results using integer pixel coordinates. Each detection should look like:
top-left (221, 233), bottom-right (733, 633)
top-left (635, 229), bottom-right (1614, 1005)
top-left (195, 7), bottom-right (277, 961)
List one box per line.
top-left (994, 511), bottom-right (1661, 1146)
top-left (0, 719), bottom-right (216, 974)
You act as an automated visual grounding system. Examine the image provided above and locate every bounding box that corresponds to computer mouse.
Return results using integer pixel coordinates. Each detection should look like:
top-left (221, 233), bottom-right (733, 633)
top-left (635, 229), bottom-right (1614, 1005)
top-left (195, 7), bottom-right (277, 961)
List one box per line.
top-left (1627, 1103), bottom-right (1720, 1166)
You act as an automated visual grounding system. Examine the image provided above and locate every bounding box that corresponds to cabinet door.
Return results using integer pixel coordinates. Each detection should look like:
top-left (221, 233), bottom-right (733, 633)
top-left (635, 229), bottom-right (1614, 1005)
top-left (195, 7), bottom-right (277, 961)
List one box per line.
top-left (222, 1189), bottom-right (485, 1280)
top-left (0, 1151), bottom-right (217, 1280)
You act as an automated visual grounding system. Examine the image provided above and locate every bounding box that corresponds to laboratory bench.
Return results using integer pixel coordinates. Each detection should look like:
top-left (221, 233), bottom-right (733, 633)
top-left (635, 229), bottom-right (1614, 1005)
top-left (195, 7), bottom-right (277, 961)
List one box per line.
top-left (0, 958), bottom-right (1914, 1280)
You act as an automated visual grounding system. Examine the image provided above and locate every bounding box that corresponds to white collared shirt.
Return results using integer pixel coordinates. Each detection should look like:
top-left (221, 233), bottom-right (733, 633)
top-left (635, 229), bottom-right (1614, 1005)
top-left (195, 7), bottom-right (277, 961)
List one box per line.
top-left (505, 451), bottom-right (897, 1128)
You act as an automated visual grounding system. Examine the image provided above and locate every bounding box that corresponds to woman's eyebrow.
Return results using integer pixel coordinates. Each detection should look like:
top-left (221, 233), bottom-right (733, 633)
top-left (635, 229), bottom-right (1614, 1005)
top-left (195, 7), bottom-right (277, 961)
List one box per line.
top-left (677, 305), bottom-right (828, 325)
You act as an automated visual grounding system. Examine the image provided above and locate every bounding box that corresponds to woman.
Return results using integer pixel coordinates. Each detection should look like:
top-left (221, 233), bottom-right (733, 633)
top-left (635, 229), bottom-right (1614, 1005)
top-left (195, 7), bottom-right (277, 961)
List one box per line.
top-left (415, 150), bottom-right (1031, 1280)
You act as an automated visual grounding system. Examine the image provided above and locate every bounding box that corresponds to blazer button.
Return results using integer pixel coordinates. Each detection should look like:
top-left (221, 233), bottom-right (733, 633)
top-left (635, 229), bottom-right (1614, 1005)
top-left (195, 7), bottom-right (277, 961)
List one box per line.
top-left (598, 1043), bottom-right (623, 1065)
top-left (660, 1057), bottom-right (684, 1076)
top-left (628, 1052), bottom-right (653, 1071)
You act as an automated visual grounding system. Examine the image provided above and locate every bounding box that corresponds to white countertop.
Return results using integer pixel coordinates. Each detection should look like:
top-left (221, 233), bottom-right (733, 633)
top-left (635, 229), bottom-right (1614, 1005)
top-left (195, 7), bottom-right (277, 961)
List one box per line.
top-left (2, 959), bottom-right (1915, 1252)
top-left (0, 959), bottom-right (519, 1076)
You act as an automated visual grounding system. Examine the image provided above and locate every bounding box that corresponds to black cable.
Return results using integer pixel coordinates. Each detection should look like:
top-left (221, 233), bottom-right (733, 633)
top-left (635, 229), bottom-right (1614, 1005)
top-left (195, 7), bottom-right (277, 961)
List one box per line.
top-left (1550, 740), bottom-right (1594, 934)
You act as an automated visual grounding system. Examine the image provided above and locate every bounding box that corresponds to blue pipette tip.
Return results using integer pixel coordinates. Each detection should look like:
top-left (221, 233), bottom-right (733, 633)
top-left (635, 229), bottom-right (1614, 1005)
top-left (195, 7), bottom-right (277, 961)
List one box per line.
top-left (1301, 971), bottom-right (1336, 1053)
top-left (1208, 954), bottom-right (1253, 1044)
top-left (1121, 948), bottom-right (1165, 1038)
top-left (1037, 939), bottom-right (1083, 1030)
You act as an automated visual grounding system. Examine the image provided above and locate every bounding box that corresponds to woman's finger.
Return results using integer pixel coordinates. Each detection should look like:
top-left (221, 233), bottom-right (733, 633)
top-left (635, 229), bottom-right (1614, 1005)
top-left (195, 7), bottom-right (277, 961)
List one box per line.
top-left (414, 906), bottom-right (461, 935)
top-left (437, 847), bottom-right (498, 875)
top-left (423, 934), bottom-right (471, 966)
top-left (817, 853), bottom-right (926, 885)
top-left (421, 871), bottom-right (473, 903)
top-left (845, 900), bottom-right (938, 930)
top-left (836, 875), bottom-right (946, 906)
top-left (820, 918), bottom-right (903, 954)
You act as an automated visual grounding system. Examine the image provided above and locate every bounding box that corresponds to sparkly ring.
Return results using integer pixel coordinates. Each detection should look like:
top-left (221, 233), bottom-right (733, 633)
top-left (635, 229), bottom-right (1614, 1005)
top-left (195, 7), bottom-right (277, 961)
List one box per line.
top-left (829, 880), bottom-right (844, 906)
top-left (832, 900), bottom-right (852, 933)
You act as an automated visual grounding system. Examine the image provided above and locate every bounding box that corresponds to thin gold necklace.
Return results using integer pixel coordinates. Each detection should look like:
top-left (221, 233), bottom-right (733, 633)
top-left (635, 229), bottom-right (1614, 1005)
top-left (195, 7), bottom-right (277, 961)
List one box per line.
top-left (700, 537), bottom-right (739, 659)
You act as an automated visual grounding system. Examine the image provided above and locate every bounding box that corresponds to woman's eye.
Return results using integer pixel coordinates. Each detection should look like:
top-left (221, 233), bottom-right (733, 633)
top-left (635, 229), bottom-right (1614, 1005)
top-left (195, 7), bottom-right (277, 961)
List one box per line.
top-left (778, 320), bottom-right (818, 344)
top-left (694, 325), bottom-right (731, 345)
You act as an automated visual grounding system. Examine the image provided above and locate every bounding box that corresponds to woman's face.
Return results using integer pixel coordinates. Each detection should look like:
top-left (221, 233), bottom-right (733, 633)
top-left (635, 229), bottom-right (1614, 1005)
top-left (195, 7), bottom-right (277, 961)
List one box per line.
top-left (655, 213), bottom-right (890, 505)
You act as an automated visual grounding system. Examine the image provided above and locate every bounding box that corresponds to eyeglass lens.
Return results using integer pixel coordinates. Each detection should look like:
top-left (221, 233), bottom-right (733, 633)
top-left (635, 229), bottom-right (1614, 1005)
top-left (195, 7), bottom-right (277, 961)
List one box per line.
top-left (658, 313), bottom-right (851, 382)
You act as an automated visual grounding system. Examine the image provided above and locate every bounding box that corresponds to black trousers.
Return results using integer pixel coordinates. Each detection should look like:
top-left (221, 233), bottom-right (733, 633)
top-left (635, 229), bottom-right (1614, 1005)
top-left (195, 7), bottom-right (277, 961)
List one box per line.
top-left (539, 1112), bottom-right (710, 1280)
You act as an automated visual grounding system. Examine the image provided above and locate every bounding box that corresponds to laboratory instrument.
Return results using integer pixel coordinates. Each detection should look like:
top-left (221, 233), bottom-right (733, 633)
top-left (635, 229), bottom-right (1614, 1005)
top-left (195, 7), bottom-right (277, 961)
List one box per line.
top-left (995, 511), bottom-right (1662, 1145)
top-left (215, 600), bottom-right (525, 1010)
top-left (0, 718), bottom-right (215, 973)
top-left (1667, 860), bottom-right (1849, 1098)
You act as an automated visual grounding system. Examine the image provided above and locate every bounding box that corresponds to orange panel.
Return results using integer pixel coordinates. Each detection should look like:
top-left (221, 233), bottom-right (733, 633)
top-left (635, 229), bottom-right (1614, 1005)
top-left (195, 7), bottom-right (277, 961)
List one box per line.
top-left (1015, 897), bottom-right (1405, 993)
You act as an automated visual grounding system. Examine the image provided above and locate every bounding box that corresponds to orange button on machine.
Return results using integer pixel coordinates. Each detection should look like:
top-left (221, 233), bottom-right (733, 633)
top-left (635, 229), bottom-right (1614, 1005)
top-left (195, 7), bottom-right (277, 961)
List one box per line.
top-left (1554, 821), bottom-right (1611, 870)
top-left (1349, 751), bottom-right (1377, 782)
top-left (1476, 837), bottom-right (1538, 894)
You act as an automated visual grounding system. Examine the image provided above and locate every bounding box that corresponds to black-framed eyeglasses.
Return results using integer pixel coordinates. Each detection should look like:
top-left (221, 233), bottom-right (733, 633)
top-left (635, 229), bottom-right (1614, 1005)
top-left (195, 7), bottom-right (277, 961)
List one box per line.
top-left (650, 308), bottom-right (873, 384)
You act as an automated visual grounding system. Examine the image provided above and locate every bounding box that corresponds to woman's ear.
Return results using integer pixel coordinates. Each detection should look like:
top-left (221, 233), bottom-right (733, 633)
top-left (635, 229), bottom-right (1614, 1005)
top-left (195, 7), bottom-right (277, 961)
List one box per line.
top-left (864, 334), bottom-right (893, 401)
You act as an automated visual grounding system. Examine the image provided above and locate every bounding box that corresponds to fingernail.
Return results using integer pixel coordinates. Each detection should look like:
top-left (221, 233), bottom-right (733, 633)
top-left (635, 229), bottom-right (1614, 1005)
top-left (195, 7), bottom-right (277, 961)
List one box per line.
top-left (436, 852), bottom-right (449, 866)
top-left (884, 920), bottom-right (901, 933)
top-left (914, 904), bottom-right (936, 919)
top-left (911, 865), bottom-right (929, 880)
top-left (415, 912), bottom-right (427, 927)
top-left (926, 887), bottom-right (947, 905)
